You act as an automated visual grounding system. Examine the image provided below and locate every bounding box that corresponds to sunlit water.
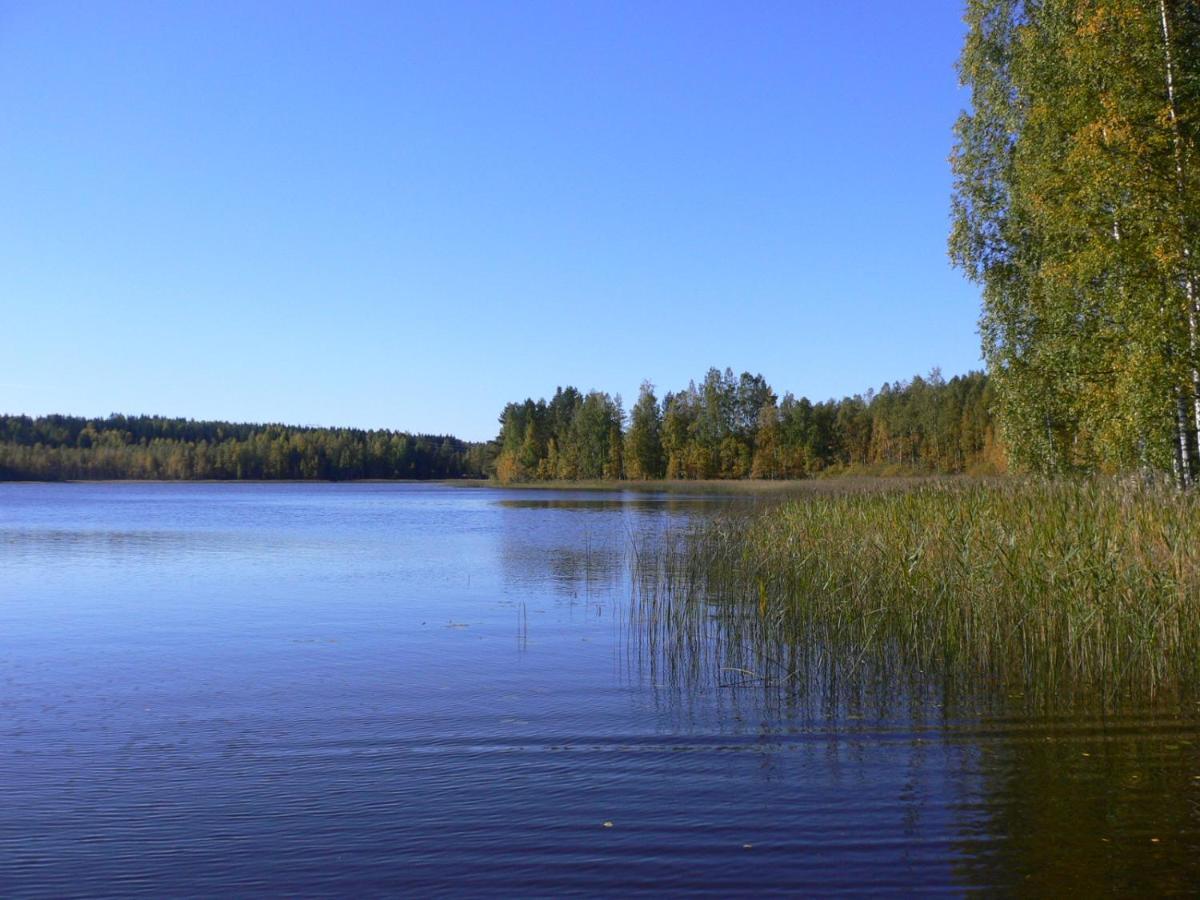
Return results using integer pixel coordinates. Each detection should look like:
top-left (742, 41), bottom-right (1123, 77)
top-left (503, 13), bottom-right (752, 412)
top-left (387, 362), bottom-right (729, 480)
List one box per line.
top-left (1, 483), bottom-right (1198, 895)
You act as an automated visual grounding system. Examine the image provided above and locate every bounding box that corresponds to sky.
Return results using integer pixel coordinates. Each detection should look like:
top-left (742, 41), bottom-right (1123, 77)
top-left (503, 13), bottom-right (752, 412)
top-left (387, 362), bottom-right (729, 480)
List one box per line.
top-left (1, 1), bottom-right (981, 441)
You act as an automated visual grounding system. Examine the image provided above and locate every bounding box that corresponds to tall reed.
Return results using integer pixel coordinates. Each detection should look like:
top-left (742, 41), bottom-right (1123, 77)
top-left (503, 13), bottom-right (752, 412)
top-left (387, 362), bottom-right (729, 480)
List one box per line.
top-left (630, 478), bottom-right (1200, 704)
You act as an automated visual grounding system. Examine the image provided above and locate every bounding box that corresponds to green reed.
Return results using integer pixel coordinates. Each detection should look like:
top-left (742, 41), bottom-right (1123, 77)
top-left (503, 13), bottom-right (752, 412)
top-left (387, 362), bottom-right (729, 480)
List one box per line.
top-left (630, 478), bottom-right (1200, 702)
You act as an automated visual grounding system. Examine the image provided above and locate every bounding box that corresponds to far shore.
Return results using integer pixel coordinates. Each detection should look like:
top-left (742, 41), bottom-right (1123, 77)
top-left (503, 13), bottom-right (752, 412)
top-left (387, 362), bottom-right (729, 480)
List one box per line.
top-left (2, 474), bottom-right (988, 494)
top-left (452, 474), bottom-right (983, 494)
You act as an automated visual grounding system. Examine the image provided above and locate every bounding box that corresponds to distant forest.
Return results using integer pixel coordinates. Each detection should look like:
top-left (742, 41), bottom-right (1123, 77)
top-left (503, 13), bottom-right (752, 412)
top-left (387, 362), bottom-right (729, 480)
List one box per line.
top-left (1, 368), bottom-right (1001, 482)
top-left (494, 368), bottom-right (1002, 483)
top-left (0, 415), bottom-right (489, 481)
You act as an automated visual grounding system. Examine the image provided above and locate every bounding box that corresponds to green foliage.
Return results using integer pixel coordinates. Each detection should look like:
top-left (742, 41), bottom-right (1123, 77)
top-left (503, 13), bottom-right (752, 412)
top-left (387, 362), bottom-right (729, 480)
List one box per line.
top-left (952, 0), bottom-right (1200, 484)
top-left (494, 388), bottom-right (623, 483)
top-left (493, 368), bottom-right (1002, 482)
top-left (0, 414), bottom-right (492, 481)
top-left (625, 382), bottom-right (665, 480)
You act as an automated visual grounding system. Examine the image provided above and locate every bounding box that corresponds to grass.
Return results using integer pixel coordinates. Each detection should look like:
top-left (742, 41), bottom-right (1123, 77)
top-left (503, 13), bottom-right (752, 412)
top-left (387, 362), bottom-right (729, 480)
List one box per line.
top-left (629, 477), bottom-right (1200, 705)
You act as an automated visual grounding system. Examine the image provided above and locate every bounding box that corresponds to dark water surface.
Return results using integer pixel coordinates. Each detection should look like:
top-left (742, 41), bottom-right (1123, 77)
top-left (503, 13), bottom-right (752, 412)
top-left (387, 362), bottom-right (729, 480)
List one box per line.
top-left (2, 483), bottom-right (1198, 896)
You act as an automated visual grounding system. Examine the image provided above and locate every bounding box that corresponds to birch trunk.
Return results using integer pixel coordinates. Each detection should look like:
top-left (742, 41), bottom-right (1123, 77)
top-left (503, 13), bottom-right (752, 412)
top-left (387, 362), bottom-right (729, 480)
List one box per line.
top-left (1158, 0), bottom-right (1200, 480)
top-left (1176, 392), bottom-right (1192, 489)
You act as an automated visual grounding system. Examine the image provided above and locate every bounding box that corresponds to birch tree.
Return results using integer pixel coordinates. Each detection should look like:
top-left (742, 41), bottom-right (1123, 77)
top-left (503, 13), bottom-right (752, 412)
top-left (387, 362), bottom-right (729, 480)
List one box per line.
top-left (952, 0), bottom-right (1200, 485)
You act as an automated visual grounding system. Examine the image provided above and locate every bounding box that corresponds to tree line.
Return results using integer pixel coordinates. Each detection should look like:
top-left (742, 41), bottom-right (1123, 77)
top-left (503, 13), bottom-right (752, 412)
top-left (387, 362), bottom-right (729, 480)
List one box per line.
top-left (0, 414), bottom-right (489, 481)
top-left (493, 368), bottom-right (1002, 482)
top-left (2, 369), bottom-right (1000, 483)
top-left (952, 0), bottom-right (1200, 486)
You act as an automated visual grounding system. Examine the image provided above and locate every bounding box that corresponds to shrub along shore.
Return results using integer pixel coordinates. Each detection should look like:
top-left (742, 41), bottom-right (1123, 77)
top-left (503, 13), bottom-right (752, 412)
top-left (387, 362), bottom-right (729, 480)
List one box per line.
top-left (631, 478), bottom-right (1200, 700)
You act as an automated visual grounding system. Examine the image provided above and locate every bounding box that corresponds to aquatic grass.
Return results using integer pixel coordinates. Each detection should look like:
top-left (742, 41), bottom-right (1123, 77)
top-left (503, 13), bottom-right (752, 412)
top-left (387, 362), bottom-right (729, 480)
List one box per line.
top-left (629, 478), bottom-right (1200, 704)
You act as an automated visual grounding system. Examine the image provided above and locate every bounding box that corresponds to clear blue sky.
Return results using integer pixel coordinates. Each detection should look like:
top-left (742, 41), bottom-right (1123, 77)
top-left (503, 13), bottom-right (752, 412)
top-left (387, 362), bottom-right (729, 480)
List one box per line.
top-left (1, 1), bottom-right (980, 441)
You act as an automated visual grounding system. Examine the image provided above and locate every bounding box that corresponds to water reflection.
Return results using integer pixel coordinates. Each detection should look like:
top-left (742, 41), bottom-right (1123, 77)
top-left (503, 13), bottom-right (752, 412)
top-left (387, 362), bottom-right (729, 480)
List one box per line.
top-left (625, 529), bottom-right (1200, 893)
top-left (951, 702), bottom-right (1200, 893)
top-left (3, 483), bottom-right (1198, 894)
top-left (495, 496), bottom-right (736, 513)
top-left (1, 527), bottom-right (247, 556)
top-left (496, 518), bottom-right (627, 598)
top-left (493, 493), bottom-right (695, 600)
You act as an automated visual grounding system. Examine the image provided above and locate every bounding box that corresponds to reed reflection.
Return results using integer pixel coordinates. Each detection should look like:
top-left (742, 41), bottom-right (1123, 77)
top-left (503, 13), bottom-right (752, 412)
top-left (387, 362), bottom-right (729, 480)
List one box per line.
top-left (627, 526), bottom-right (1200, 893)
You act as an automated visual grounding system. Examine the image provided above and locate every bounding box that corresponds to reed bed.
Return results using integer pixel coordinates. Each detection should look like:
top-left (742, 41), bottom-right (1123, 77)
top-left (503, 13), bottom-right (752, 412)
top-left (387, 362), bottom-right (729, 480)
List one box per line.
top-left (630, 478), bottom-right (1200, 704)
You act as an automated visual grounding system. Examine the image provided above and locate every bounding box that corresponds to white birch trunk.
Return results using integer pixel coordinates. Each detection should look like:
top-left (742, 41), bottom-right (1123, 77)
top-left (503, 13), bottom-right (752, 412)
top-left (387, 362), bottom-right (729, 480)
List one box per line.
top-left (1158, 0), bottom-right (1200, 476)
top-left (1176, 392), bottom-right (1192, 488)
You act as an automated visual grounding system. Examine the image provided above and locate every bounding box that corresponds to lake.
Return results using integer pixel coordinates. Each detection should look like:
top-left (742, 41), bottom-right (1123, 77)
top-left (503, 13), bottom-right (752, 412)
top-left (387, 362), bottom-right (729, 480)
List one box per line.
top-left (2, 482), bottom-right (1198, 895)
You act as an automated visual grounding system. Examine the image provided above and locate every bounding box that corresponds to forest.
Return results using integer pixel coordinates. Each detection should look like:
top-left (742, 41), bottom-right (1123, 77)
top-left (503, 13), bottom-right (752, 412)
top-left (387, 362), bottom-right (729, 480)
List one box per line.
top-left (493, 368), bottom-right (1002, 483)
top-left (0, 414), bottom-right (489, 481)
top-left (1, 369), bottom-right (999, 482)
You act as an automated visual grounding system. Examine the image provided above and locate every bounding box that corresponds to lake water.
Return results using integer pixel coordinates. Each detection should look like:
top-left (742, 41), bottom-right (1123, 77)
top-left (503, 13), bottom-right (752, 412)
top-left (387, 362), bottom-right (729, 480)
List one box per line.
top-left (2, 482), bottom-right (1198, 895)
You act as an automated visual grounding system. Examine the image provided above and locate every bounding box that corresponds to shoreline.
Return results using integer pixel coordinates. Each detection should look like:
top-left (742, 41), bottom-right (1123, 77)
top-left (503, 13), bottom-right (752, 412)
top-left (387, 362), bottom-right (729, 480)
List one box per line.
top-left (449, 475), bottom-right (977, 494)
top-left (1, 474), bottom-right (977, 493)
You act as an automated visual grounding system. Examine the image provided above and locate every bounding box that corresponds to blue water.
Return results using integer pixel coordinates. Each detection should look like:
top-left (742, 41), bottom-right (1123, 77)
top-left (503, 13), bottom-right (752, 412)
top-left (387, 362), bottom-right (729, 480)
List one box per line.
top-left (2, 483), bottom-right (1198, 895)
